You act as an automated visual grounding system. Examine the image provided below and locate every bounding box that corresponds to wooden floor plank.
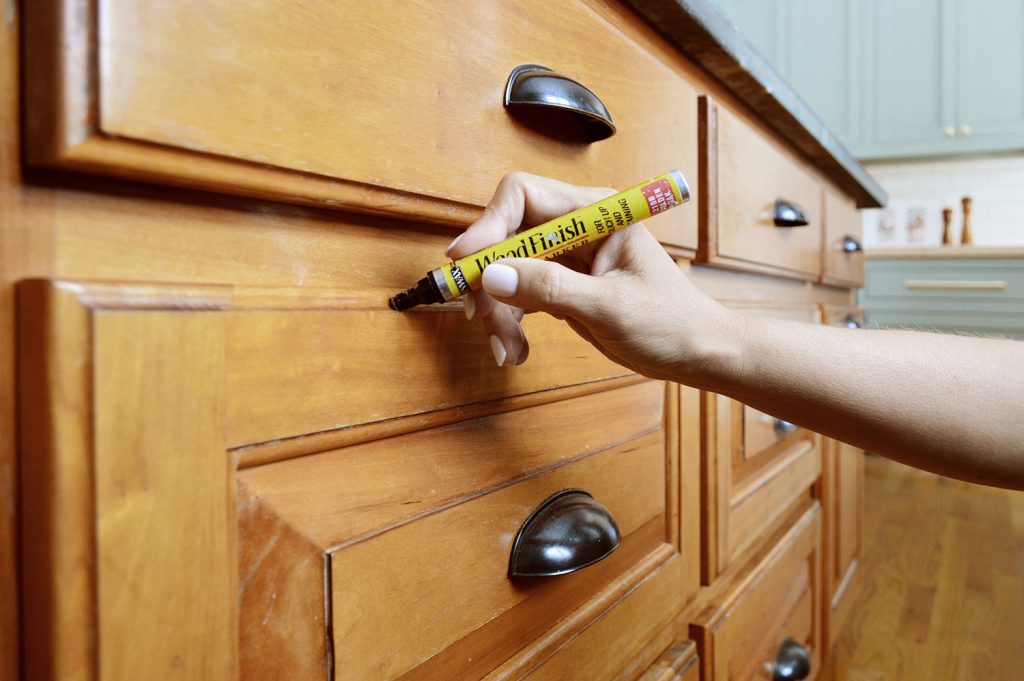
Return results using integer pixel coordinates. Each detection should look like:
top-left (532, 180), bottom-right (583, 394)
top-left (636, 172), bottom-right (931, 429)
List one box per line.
top-left (822, 455), bottom-right (1024, 681)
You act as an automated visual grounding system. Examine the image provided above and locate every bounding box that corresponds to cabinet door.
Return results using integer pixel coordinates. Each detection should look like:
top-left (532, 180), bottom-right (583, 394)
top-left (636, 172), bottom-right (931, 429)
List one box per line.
top-left (787, 0), bottom-right (863, 149)
top-left (956, 0), bottom-right (1024, 145)
top-left (715, 0), bottom-right (789, 71)
top-left (865, 0), bottom-right (956, 156)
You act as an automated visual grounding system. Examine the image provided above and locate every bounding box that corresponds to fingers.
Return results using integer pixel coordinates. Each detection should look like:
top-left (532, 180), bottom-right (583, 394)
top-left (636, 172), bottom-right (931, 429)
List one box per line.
top-left (448, 172), bottom-right (614, 259)
top-left (480, 302), bottom-right (529, 366)
top-left (481, 258), bottom-right (607, 322)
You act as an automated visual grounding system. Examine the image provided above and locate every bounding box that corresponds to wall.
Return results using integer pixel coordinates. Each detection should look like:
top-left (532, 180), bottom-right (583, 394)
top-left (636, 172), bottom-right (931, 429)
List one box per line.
top-left (861, 154), bottom-right (1024, 247)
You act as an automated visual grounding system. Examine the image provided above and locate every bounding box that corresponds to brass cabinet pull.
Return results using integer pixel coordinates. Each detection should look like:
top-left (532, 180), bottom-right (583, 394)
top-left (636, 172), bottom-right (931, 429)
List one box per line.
top-left (504, 64), bottom-right (616, 142)
top-left (508, 488), bottom-right (620, 578)
top-left (773, 199), bottom-right (809, 227)
top-left (903, 280), bottom-right (1008, 291)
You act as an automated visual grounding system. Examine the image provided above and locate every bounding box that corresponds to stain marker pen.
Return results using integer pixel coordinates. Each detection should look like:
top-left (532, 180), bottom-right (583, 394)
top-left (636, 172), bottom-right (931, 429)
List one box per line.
top-left (389, 170), bottom-right (691, 311)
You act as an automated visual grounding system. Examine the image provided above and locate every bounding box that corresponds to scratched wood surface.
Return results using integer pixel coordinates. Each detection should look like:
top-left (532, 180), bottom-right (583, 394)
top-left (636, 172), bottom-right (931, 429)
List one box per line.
top-left (821, 455), bottom-right (1024, 681)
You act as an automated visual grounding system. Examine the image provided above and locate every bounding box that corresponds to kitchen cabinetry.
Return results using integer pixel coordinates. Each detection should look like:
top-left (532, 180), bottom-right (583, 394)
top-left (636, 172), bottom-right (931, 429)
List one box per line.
top-left (716, 0), bottom-right (1024, 159)
top-left (861, 248), bottom-right (1024, 338)
top-left (8, 1), bottom-right (879, 679)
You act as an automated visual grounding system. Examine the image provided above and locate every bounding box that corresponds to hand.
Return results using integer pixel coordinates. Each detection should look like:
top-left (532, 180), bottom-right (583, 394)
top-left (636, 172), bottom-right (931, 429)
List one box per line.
top-left (447, 172), bottom-right (740, 382)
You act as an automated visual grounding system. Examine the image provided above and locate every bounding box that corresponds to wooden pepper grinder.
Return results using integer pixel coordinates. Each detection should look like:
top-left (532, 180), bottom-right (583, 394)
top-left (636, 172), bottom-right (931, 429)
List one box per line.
top-left (942, 207), bottom-right (954, 245)
top-left (961, 196), bottom-right (973, 245)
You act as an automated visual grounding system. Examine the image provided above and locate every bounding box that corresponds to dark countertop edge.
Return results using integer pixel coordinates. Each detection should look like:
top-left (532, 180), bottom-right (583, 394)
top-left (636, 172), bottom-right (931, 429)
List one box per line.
top-left (624, 0), bottom-right (887, 209)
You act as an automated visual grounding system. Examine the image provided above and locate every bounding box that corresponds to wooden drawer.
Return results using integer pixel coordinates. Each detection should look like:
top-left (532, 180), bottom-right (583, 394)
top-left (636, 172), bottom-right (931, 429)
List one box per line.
top-left (698, 97), bottom-right (823, 280)
top-left (26, 0), bottom-right (698, 248)
top-left (691, 503), bottom-right (822, 681)
top-left (637, 640), bottom-right (700, 681)
top-left (238, 379), bottom-right (693, 681)
top-left (822, 186), bottom-right (864, 287)
top-left (703, 304), bottom-right (822, 581)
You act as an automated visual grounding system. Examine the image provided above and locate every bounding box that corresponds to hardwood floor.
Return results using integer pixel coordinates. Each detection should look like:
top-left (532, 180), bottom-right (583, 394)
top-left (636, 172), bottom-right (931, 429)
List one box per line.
top-left (821, 454), bottom-right (1024, 680)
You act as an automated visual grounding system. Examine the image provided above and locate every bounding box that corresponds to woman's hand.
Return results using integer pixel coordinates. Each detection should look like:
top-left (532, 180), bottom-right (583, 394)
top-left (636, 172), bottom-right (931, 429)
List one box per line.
top-left (447, 172), bottom-right (741, 382)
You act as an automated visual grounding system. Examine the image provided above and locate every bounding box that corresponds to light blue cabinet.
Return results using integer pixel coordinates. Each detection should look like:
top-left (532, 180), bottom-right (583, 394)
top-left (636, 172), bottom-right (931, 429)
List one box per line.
top-left (714, 0), bottom-right (1024, 160)
top-left (715, 0), bottom-right (863, 148)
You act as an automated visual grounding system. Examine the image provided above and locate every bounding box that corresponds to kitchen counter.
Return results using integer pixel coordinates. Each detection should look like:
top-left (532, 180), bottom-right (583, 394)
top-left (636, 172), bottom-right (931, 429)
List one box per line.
top-left (867, 246), bottom-right (1024, 259)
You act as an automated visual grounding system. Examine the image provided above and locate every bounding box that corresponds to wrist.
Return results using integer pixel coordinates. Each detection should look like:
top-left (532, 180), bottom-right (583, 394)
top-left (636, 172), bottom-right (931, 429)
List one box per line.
top-left (676, 303), bottom-right (752, 392)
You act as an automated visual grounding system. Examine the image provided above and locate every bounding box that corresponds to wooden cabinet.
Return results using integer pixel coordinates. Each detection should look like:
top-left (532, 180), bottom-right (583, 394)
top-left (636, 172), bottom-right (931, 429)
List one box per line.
top-left (7, 1), bottom-right (875, 679)
top-left (703, 305), bottom-right (822, 582)
top-left (821, 186), bottom-right (864, 288)
top-left (691, 503), bottom-right (823, 681)
top-left (698, 98), bottom-right (823, 281)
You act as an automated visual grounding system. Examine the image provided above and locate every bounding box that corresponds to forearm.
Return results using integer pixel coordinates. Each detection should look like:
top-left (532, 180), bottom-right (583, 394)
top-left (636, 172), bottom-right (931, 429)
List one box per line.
top-left (692, 315), bottom-right (1024, 489)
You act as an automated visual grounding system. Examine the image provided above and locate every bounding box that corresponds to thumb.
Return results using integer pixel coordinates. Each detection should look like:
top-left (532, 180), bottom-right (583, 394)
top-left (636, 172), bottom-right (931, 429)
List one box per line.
top-left (480, 259), bottom-right (607, 320)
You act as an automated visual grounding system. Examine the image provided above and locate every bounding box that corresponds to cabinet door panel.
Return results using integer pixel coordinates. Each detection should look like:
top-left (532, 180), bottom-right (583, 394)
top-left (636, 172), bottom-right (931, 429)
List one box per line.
top-left (870, 0), bottom-right (954, 149)
top-left (957, 0), bottom-right (1024, 142)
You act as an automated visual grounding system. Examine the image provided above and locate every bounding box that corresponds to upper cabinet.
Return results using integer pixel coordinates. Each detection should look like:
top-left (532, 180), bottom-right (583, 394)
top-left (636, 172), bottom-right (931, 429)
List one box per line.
top-left (715, 0), bottom-right (1024, 160)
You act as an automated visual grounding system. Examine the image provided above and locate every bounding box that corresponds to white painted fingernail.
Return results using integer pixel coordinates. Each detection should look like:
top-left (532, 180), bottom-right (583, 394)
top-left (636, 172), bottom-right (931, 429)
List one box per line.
top-left (482, 263), bottom-right (519, 297)
top-left (446, 234), bottom-right (464, 255)
top-left (464, 292), bottom-right (475, 320)
top-left (489, 335), bottom-right (507, 367)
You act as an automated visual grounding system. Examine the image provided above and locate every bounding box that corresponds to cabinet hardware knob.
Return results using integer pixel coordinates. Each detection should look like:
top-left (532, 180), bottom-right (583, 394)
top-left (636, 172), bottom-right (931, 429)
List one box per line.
top-left (944, 126), bottom-right (956, 138)
top-left (773, 199), bottom-right (809, 227)
top-left (504, 64), bottom-right (616, 142)
top-left (771, 637), bottom-right (812, 680)
top-left (508, 488), bottom-right (620, 578)
top-left (844, 314), bottom-right (865, 329)
top-left (774, 419), bottom-right (798, 435)
top-left (960, 124), bottom-right (973, 137)
top-left (842, 235), bottom-right (862, 253)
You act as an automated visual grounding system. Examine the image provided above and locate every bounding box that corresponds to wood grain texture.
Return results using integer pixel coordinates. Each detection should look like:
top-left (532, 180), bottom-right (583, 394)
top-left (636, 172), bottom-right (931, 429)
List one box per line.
top-left (93, 311), bottom-right (236, 680)
top-left (26, 0), bottom-right (701, 244)
top-left (704, 97), bottom-right (824, 281)
top-left (331, 433), bottom-right (666, 680)
top-left (821, 456), bottom-right (1024, 681)
top-left (225, 308), bottom-right (629, 447)
top-left (18, 282), bottom-right (96, 681)
top-left (821, 186), bottom-right (864, 288)
top-left (690, 502), bottom-right (822, 681)
top-left (636, 639), bottom-right (699, 681)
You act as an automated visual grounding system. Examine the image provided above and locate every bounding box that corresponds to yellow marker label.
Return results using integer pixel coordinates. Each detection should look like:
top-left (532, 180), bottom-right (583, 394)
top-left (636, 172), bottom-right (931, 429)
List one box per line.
top-left (437, 170), bottom-right (690, 299)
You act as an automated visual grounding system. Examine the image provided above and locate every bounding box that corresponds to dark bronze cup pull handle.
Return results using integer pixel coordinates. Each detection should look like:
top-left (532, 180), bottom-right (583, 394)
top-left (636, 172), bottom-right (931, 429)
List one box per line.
top-left (504, 64), bottom-right (616, 142)
top-left (844, 313), bottom-right (865, 329)
top-left (774, 418), bottom-right (798, 435)
top-left (771, 637), bottom-right (812, 680)
top-left (843, 235), bottom-right (863, 253)
top-left (508, 488), bottom-right (620, 578)
top-left (773, 199), bottom-right (809, 227)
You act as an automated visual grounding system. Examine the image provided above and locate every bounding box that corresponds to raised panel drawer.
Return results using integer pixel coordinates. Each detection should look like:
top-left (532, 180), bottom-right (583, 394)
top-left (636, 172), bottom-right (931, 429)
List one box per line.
top-left (699, 97), bottom-right (823, 280)
top-left (704, 304), bottom-right (822, 581)
top-left (822, 186), bottom-right (864, 287)
top-left (238, 380), bottom-right (692, 680)
top-left (690, 503), bottom-right (822, 681)
top-left (26, 0), bottom-right (698, 248)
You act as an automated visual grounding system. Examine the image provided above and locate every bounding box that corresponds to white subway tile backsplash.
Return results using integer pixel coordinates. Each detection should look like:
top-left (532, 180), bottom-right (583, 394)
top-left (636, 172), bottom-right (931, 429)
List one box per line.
top-left (863, 154), bottom-right (1024, 247)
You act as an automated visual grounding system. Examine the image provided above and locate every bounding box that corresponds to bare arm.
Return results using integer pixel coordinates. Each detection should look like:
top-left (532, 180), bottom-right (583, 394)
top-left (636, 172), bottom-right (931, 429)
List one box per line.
top-left (449, 172), bottom-right (1024, 489)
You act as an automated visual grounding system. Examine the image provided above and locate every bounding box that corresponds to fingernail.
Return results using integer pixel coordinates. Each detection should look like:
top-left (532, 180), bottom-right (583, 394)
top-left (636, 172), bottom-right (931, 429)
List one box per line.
top-left (445, 234), bottom-right (463, 256)
top-left (482, 263), bottom-right (519, 297)
top-left (489, 335), bottom-right (507, 367)
top-left (464, 292), bottom-right (475, 320)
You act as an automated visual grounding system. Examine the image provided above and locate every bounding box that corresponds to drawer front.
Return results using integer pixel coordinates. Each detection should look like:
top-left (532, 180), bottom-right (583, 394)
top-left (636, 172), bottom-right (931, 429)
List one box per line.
top-left (822, 187), bottom-right (864, 287)
top-left (637, 640), bottom-right (700, 681)
top-left (699, 97), bottom-right (823, 280)
top-left (704, 305), bottom-right (823, 581)
top-left (691, 503), bottom-right (822, 681)
top-left (861, 258), bottom-right (1024, 337)
top-left (238, 380), bottom-right (688, 681)
top-left (28, 0), bottom-right (699, 247)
